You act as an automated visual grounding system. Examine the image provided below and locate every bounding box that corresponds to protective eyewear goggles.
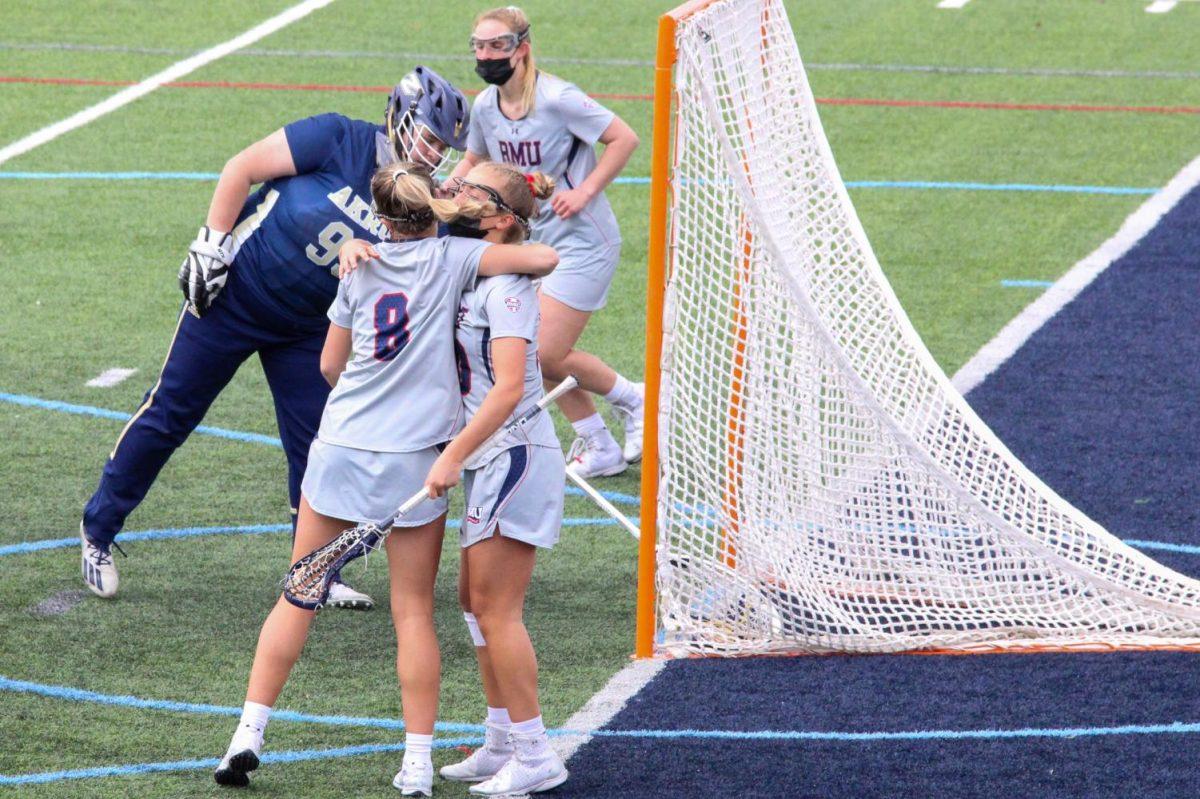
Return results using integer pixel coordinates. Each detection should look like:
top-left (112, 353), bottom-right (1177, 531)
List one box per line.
top-left (445, 177), bottom-right (528, 228)
top-left (468, 29), bottom-right (529, 54)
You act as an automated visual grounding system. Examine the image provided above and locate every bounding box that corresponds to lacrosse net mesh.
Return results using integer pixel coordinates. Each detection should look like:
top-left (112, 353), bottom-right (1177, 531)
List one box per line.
top-left (653, 0), bottom-right (1200, 655)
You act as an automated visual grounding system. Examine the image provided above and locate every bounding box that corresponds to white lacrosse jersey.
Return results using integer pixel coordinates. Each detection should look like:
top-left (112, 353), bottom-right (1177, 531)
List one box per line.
top-left (467, 73), bottom-right (621, 257)
top-left (456, 273), bottom-right (560, 464)
top-left (319, 236), bottom-right (490, 452)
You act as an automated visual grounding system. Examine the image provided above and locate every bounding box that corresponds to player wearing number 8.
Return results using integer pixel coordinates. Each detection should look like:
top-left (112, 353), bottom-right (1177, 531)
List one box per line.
top-left (213, 163), bottom-right (558, 791)
top-left (78, 67), bottom-right (467, 610)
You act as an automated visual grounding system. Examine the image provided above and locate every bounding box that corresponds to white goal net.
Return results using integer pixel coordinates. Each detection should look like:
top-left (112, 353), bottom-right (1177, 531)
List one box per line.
top-left (652, 0), bottom-right (1200, 655)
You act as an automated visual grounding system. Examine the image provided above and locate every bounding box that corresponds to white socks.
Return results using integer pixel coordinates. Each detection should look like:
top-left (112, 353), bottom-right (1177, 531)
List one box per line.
top-left (404, 732), bottom-right (433, 766)
top-left (485, 706), bottom-right (512, 751)
top-left (510, 715), bottom-right (550, 756)
top-left (232, 701), bottom-right (270, 749)
top-left (604, 374), bottom-right (642, 410)
top-left (571, 412), bottom-right (608, 438)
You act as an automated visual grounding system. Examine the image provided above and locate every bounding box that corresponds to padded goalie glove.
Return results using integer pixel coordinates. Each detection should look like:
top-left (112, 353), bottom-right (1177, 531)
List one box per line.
top-left (178, 226), bottom-right (234, 317)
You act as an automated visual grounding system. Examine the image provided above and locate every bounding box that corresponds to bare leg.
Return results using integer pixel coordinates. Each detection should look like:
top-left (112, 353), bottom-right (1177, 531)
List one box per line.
top-left (245, 497), bottom-right (350, 706)
top-left (538, 293), bottom-right (618, 423)
top-left (459, 554), bottom-right (505, 709)
top-left (466, 533), bottom-right (540, 722)
top-left (386, 514), bottom-right (448, 735)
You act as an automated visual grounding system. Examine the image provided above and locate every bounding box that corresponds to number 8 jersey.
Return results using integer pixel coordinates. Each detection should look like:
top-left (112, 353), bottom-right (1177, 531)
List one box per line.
top-left (318, 237), bottom-right (490, 453)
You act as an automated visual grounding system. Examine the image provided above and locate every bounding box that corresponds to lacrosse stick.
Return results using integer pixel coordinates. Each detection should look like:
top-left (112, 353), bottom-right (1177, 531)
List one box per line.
top-left (565, 467), bottom-right (640, 539)
top-left (283, 376), bottom-right (579, 609)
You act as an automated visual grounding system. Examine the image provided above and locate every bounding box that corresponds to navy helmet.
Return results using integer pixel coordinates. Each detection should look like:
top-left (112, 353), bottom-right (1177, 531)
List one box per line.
top-left (386, 66), bottom-right (470, 172)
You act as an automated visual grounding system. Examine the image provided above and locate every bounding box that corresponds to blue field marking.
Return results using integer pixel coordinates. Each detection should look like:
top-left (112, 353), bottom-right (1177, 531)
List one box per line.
top-left (7, 669), bottom-right (1200, 766)
top-left (0, 516), bottom-right (633, 557)
top-left (1001, 279), bottom-right (1056, 288)
top-left (0, 737), bottom-right (484, 786)
top-left (0, 390), bottom-right (642, 507)
top-left (0, 171), bottom-right (1161, 195)
top-left (846, 180), bottom-right (1158, 195)
top-left (0, 675), bottom-right (482, 734)
top-left (0, 392), bottom-right (283, 446)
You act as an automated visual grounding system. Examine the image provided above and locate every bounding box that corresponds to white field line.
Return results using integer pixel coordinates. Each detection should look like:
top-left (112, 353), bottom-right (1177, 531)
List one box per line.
top-left (553, 658), bottom-right (667, 763)
top-left (937, 0), bottom-right (973, 8)
top-left (0, 0), bottom-right (337, 167)
top-left (86, 368), bottom-right (137, 388)
top-left (1146, 0), bottom-right (1178, 11)
top-left (952, 152), bottom-right (1200, 395)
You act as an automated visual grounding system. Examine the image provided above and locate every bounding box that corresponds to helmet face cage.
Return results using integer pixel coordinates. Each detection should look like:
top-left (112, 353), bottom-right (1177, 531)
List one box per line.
top-left (385, 67), bottom-right (470, 175)
top-left (387, 104), bottom-right (455, 174)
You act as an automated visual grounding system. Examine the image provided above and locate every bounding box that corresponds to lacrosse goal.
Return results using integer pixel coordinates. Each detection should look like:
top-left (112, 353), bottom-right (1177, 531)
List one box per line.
top-left (635, 0), bottom-right (1200, 657)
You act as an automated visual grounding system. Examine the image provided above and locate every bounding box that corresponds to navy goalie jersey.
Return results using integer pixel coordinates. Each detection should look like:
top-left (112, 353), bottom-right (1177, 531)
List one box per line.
top-left (230, 113), bottom-right (388, 328)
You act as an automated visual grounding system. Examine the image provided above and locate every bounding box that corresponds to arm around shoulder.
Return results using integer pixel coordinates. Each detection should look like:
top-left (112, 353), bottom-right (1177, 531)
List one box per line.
top-left (477, 243), bottom-right (558, 279)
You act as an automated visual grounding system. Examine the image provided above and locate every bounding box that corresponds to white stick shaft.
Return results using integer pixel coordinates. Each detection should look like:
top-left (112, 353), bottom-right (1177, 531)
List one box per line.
top-left (565, 468), bottom-right (640, 539)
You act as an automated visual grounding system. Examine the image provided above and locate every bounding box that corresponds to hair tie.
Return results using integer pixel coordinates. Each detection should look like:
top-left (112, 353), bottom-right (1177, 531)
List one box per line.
top-left (525, 173), bottom-right (537, 194)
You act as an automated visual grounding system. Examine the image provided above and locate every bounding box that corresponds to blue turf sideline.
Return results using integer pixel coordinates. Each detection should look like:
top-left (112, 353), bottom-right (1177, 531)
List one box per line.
top-left (6, 672), bottom-right (1200, 786)
top-left (0, 171), bottom-right (1160, 195)
top-left (0, 390), bottom-right (641, 508)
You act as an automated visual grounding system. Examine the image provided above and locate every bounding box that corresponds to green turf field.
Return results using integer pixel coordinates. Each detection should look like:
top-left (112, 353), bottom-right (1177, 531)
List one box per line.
top-left (1, 0), bottom-right (1198, 795)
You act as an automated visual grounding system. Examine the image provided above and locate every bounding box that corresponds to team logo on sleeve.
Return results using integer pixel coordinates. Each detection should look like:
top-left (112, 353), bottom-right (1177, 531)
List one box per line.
top-left (505, 297), bottom-right (522, 313)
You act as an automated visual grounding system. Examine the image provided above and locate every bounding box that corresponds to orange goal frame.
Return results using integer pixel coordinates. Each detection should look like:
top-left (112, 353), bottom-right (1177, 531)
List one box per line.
top-left (635, 0), bottom-right (728, 659)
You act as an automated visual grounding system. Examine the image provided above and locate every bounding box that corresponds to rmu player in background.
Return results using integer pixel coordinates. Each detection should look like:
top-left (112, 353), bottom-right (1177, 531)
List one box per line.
top-left (450, 6), bottom-right (644, 480)
top-left (78, 67), bottom-right (469, 611)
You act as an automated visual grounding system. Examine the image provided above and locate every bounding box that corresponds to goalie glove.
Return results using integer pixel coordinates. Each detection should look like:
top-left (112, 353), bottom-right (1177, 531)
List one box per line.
top-left (178, 226), bottom-right (234, 318)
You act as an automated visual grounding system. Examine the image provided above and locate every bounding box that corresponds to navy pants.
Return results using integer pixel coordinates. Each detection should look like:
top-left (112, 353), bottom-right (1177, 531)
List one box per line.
top-left (82, 271), bottom-right (330, 546)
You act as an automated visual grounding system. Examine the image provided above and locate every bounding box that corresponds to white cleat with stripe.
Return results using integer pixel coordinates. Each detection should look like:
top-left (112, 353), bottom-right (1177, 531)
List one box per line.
top-left (80, 522), bottom-right (118, 598)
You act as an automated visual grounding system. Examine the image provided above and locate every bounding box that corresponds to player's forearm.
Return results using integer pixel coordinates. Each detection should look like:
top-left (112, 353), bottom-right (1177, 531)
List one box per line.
top-left (578, 127), bottom-right (639, 199)
top-left (206, 159), bottom-right (254, 233)
top-left (444, 383), bottom-right (523, 463)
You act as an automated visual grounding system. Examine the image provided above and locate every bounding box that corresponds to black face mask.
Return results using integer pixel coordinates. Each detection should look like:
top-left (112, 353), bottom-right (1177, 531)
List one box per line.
top-left (447, 218), bottom-right (489, 239)
top-left (475, 57), bottom-right (516, 86)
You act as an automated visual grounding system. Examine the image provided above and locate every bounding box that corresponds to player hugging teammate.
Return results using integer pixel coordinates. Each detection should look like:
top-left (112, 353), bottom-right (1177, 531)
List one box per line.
top-left (213, 162), bottom-right (562, 794)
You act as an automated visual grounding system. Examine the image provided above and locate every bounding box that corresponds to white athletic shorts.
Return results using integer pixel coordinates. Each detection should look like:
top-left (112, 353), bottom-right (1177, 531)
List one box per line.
top-left (538, 241), bottom-right (621, 312)
top-left (460, 444), bottom-right (565, 549)
top-left (301, 439), bottom-right (447, 527)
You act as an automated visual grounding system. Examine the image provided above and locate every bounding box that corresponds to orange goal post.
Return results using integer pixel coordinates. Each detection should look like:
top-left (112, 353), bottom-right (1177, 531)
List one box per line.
top-left (635, 0), bottom-right (1200, 660)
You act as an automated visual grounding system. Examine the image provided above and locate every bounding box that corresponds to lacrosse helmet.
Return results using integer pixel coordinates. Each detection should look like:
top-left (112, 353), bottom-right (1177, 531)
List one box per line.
top-left (385, 66), bottom-right (470, 172)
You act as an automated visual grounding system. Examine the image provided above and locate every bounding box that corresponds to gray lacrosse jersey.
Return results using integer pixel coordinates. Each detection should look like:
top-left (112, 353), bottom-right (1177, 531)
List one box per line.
top-left (456, 273), bottom-right (560, 463)
top-left (319, 236), bottom-right (490, 452)
top-left (467, 73), bottom-right (621, 257)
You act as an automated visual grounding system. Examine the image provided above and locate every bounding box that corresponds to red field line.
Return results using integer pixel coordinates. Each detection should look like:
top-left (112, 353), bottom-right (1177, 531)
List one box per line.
top-left (5, 75), bottom-right (1200, 115)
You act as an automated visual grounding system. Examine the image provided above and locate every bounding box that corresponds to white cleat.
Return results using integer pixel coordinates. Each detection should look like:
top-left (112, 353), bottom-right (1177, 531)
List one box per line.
top-left (615, 383), bottom-right (645, 464)
top-left (440, 723), bottom-right (513, 783)
top-left (469, 734), bottom-right (568, 796)
top-left (566, 434), bottom-right (627, 479)
top-left (214, 729), bottom-right (262, 788)
top-left (326, 579), bottom-right (375, 611)
top-left (393, 758), bottom-right (434, 797)
top-left (80, 522), bottom-right (119, 598)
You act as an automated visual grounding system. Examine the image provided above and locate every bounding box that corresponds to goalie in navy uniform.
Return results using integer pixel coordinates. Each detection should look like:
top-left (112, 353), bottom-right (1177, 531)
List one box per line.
top-left (78, 66), bottom-right (470, 611)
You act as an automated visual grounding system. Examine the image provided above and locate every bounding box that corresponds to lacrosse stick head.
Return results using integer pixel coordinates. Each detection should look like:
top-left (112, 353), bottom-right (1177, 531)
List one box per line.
top-left (282, 523), bottom-right (386, 610)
